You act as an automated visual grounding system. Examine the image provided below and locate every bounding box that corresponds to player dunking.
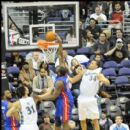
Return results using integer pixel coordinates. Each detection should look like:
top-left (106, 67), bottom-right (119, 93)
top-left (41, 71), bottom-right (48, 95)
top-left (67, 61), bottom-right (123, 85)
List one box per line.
top-left (38, 34), bottom-right (82, 130)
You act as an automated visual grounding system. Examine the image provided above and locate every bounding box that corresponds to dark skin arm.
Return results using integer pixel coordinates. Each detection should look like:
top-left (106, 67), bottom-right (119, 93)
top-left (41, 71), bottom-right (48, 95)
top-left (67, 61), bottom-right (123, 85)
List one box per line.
top-left (34, 80), bottom-right (64, 102)
top-left (55, 34), bottom-right (66, 67)
top-left (8, 102), bottom-right (20, 121)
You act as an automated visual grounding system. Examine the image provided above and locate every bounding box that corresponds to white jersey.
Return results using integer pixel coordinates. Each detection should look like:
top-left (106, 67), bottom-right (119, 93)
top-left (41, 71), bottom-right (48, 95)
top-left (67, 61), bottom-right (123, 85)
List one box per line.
top-left (19, 97), bottom-right (38, 125)
top-left (79, 68), bottom-right (102, 97)
top-left (78, 68), bottom-right (102, 120)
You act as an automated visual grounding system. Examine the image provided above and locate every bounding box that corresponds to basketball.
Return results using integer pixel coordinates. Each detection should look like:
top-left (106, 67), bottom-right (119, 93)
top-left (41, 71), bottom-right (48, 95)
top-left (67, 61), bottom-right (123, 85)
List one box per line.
top-left (45, 31), bottom-right (56, 41)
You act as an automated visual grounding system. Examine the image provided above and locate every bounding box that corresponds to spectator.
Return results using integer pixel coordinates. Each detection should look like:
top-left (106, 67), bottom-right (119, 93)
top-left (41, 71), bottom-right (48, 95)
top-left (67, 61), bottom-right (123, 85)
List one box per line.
top-left (32, 67), bottom-right (54, 94)
top-left (110, 115), bottom-right (129, 130)
top-left (90, 54), bottom-right (104, 67)
top-left (109, 1), bottom-right (130, 18)
top-left (39, 61), bottom-right (56, 82)
top-left (82, 29), bottom-right (97, 48)
top-left (26, 51), bottom-right (45, 72)
top-left (99, 111), bottom-right (113, 130)
top-left (108, 2), bottom-right (123, 30)
top-left (109, 29), bottom-right (129, 48)
top-left (70, 58), bottom-right (83, 73)
top-left (19, 61), bottom-right (36, 93)
top-left (10, 52), bottom-right (25, 69)
top-left (92, 32), bottom-right (110, 55)
top-left (39, 112), bottom-right (53, 130)
top-left (66, 27), bottom-right (76, 45)
top-left (86, 18), bottom-right (102, 39)
top-left (90, 1), bottom-right (111, 19)
top-left (66, 27), bottom-right (75, 40)
top-left (90, 6), bottom-right (107, 23)
top-left (55, 49), bottom-right (73, 70)
top-left (79, 19), bottom-right (86, 47)
top-left (104, 38), bottom-right (129, 63)
top-left (59, 8), bottom-right (72, 21)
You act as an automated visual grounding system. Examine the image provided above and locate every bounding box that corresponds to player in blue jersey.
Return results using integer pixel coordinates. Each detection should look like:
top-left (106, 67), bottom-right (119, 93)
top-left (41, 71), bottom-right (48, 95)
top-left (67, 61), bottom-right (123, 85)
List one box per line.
top-left (37, 33), bottom-right (83, 130)
top-left (39, 66), bottom-right (74, 130)
top-left (1, 90), bottom-right (20, 130)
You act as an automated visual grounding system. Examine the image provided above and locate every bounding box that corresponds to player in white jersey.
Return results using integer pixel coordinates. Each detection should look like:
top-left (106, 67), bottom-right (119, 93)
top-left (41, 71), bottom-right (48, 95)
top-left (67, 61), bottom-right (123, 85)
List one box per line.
top-left (78, 60), bottom-right (110, 130)
top-left (6, 86), bottom-right (53, 130)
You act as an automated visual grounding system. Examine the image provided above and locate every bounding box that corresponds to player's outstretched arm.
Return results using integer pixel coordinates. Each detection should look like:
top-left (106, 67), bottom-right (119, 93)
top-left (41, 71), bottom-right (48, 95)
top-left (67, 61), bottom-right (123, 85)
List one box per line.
top-left (55, 33), bottom-right (66, 67)
top-left (34, 80), bottom-right (63, 102)
top-left (97, 74), bottom-right (110, 86)
top-left (6, 101), bottom-right (20, 117)
top-left (68, 69), bottom-right (84, 84)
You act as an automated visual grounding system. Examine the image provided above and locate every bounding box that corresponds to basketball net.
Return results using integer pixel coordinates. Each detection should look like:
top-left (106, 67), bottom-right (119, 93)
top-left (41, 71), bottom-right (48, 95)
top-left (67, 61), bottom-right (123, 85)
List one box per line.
top-left (37, 40), bottom-right (59, 63)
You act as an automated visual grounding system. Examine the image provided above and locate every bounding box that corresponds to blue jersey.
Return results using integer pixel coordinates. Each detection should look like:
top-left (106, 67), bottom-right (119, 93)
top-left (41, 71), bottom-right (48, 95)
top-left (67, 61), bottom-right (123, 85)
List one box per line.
top-left (1, 100), bottom-right (19, 130)
top-left (55, 75), bottom-right (74, 123)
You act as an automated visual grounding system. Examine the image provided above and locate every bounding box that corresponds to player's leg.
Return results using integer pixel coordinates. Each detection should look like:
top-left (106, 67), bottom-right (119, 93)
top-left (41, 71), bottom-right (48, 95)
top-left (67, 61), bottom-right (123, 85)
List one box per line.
top-left (78, 99), bottom-right (87, 130)
top-left (63, 122), bottom-right (70, 130)
top-left (91, 119), bottom-right (100, 130)
top-left (55, 117), bottom-right (61, 130)
top-left (80, 119), bottom-right (87, 130)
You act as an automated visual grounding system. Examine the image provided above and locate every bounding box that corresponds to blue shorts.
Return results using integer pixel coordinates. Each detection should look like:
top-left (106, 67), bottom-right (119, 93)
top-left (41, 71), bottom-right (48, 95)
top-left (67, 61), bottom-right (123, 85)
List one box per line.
top-left (55, 98), bottom-right (74, 123)
top-left (4, 126), bottom-right (19, 130)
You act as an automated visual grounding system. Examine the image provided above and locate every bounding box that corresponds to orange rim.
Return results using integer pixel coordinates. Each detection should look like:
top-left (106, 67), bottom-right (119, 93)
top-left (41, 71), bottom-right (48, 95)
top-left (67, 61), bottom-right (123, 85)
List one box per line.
top-left (37, 40), bottom-right (59, 50)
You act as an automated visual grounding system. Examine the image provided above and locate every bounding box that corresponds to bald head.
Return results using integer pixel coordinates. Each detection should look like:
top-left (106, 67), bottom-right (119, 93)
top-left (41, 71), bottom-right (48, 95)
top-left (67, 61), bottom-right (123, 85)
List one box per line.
top-left (95, 7), bottom-right (101, 15)
top-left (32, 52), bottom-right (40, 61)
top-left (2, 90), bottom-right (12, 100)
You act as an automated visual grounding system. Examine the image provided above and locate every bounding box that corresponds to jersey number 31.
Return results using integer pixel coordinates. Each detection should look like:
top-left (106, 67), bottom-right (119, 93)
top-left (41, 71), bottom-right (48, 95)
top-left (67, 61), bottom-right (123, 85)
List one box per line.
top-left (26, 105), bottom-right (35, 115)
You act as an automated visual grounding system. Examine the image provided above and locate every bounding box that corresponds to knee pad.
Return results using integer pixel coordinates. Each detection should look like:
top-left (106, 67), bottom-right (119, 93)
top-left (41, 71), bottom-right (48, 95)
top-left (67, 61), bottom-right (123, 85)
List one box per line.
top-left (55, 117), bottom-right (61, 127)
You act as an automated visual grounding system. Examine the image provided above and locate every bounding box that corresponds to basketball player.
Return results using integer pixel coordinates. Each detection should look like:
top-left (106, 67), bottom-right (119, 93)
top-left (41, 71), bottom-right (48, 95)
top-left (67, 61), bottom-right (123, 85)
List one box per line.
top-left (78, 60), bottom-right (110, 130)
top-left (6, 86), bottom-right (53, 130)
top-left (1, 90), bottom-right (20, 130)
top-left (38, 33), bottom-right (82, 130)
top-left (38, 66), bottom-right (74, 130)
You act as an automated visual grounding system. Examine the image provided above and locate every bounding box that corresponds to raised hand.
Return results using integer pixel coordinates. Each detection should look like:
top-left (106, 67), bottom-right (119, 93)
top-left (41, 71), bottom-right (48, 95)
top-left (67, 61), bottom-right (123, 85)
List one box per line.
top-left (55, 33), bottom-right (62, 43)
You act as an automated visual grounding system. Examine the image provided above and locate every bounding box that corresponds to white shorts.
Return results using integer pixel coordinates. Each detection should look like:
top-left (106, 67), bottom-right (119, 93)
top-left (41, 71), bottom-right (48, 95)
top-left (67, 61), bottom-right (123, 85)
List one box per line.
top-left (78, 96), bottom-right (99, 120)
top-left (20, 124), bottom-right (39, 130)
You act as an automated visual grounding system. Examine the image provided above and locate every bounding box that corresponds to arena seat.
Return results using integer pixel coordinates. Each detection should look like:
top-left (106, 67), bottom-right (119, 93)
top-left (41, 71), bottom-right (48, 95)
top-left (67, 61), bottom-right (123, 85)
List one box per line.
top-left (107, 105), bottom-right (122, 121)
top-left (7, 66), bottom-right (20, 77)
top-left (118, 67), bottom-right (130, 79)
top-left (76, 47), bottom-right (93, 57)
top-left (39, 101), bottom-right (55, 112)
top-left (67, 49), bottom-right (76, 56)
top-left (120, 60), bottom-right (130, 68)
top-left (114, 76), bottom-right (130, 97)
top-left (116, 97), bottom-right (130, 111)
top-left (47, 17), bottom-right (62, 22)
top-left (102, 68), bottom-right (117, 83)
top-left (19, 52), bottom-right (27, 59)
top-left (115, 76), bottom-right (130, 86)
top-left (5, 53), bottom-right (11, 64)
top-left (103, 60), bottom-right (118, 69)
top-left (116, 97), bottom-right (130, 122)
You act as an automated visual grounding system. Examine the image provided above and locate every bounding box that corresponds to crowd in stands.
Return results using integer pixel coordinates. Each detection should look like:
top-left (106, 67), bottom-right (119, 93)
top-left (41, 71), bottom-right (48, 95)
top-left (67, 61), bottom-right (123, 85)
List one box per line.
top-left (2, 1), bottom-right (130, 130)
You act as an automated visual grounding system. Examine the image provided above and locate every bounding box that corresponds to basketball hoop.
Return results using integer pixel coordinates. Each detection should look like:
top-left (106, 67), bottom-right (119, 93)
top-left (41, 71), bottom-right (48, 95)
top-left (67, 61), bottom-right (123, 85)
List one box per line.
top-left (37, 40), bottom-right (59, 63)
